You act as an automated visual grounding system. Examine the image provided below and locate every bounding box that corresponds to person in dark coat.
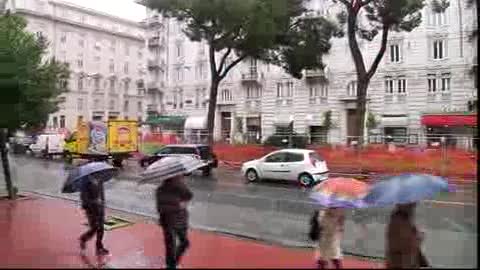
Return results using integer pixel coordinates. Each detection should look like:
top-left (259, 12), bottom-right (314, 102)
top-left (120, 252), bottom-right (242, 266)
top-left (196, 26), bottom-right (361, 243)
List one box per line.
top-left (79, 175), bottom-right (109, 256)
top-left (156, 175), bottom-right (193, 269)
top-left (386, 203), bottom-right (428, 268)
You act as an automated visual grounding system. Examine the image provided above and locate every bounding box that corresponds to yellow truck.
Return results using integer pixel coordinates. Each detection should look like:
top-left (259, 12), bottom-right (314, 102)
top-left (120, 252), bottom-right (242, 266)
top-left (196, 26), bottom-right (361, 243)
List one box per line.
top-left (64, 120), bottom-right (138, 167)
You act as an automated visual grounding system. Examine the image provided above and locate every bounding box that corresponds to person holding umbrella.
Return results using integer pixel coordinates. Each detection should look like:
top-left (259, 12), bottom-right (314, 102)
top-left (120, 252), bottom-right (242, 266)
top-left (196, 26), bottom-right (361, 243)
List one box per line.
top-left (362, 173), bottom-right (453, 268)
top-left (139, 156), bottom-right (203, 269)
top-left (61, 161), bottom-right (117, 257)
top-left (309, 178), bottom-right (370, 269)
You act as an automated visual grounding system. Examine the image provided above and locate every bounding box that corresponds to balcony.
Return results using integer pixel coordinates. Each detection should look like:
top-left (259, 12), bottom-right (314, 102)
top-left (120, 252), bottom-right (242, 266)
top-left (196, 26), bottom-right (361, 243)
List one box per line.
top-left (241, 67), bottom-right (259, 83)
top-left (147, 59), bottom-right (164, 70)
top-left (245, 100), bottom-right (261, 113)
top-left (148, 37), bottom-right (164, 48)
top-left (305, 69), bottom-right (326, 81)
top-left (147, 16), bottom-right (162, 28)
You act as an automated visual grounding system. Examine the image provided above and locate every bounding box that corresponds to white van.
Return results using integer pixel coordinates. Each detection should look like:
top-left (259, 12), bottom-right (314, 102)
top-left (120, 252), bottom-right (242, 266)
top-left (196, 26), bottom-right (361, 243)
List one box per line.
top-left (29, 134), bottom-right (65, 156)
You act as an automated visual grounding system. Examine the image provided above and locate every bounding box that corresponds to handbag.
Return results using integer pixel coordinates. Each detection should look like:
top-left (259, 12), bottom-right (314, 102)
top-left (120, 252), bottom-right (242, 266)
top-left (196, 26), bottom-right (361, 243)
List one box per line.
top-left (308, 210), bottom-right (323, 241)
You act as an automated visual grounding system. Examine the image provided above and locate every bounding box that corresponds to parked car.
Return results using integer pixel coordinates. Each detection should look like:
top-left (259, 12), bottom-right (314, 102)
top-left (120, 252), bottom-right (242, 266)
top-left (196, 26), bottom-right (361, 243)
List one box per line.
top-left (139, 144), bottom-right (218, 176)
top-left (241, 149), bottom-right (329, 187)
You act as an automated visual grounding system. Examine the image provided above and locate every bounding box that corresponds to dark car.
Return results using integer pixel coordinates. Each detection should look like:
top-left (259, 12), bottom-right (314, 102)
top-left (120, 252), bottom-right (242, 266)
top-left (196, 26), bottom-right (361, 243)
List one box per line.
top-left (139, 144), bottom-right (218, 176)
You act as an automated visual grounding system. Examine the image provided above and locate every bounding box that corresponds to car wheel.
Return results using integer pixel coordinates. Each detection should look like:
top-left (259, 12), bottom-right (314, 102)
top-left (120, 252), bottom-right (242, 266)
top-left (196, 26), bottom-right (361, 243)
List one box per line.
top-left (298, 173), bottom-right (314, 187)
top-left (245, 169), bottom-right (259, 183)
top-left (201, 166), bottom-right (211, 177)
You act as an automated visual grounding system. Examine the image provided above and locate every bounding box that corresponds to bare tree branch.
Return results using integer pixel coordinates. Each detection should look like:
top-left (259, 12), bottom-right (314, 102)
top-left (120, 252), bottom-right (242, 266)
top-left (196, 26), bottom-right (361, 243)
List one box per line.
top-left (217, 47), bottom-right (232, 74)
top-left (219, 54), bottom-right (247, 79)
top-left (367, 25), bottom-right (389, 79)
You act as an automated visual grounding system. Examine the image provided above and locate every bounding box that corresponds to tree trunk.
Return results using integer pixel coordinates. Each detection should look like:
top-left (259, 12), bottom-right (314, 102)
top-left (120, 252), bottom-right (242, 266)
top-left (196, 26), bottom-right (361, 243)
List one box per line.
top-left (206, 78), bottom-right (220, 145)
top-left (354, 80), bottom-right (369, 147)
top-left (0, 128), bottom-right (15, 199)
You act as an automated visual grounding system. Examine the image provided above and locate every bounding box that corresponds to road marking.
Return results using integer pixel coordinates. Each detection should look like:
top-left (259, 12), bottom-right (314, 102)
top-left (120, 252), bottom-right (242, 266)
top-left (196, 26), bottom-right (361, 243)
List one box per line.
top-left (424, 200), bottom-right (476, 206)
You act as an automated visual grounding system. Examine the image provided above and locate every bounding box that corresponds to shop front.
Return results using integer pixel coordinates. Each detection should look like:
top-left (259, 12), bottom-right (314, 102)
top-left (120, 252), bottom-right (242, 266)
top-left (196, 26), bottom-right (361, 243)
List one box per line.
top-left (421, 113), bottom-right (477, 150)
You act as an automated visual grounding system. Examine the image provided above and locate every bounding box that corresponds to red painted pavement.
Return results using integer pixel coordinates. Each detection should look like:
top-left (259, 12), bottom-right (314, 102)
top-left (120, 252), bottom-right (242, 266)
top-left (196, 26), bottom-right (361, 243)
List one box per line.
top-left (0, 196), bottom-right (383, 269)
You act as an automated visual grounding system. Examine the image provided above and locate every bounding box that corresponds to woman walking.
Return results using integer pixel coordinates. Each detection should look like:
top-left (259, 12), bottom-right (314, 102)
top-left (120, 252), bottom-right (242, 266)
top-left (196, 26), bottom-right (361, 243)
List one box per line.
top-left (386, 203), bottom-right (429, 268)
top-left (315, 208), bottom-right (346, 269)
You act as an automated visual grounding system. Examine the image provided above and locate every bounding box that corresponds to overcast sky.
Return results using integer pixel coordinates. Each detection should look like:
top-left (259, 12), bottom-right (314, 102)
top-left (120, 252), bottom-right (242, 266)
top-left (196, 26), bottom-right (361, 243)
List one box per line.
top-left (61, 0), bottom-right (146, 22)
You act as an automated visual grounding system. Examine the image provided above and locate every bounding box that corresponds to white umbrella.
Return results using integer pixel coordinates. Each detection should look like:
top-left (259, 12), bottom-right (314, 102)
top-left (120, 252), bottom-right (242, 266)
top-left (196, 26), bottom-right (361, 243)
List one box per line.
top-left (139, 155), bottom-right (205, 184)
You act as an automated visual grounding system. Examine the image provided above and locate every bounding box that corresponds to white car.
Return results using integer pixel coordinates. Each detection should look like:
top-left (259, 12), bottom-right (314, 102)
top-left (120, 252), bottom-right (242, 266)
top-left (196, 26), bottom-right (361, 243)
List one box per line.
top-left (241, 149), bottom-right (329, 187)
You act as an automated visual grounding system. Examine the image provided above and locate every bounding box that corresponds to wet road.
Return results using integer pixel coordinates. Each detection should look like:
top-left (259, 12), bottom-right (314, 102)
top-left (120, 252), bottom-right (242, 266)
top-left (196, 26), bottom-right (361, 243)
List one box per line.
top-left (2, 155), bottom-right (477, 268)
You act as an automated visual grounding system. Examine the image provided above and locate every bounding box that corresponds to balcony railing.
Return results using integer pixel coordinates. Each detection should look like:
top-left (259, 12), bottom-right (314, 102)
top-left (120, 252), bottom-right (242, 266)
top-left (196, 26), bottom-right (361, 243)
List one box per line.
top-left (241, 67), bottom-right (259, 82)
top-left (147, 59), bottom-right (164, 70)
top-left (305, 69), bottom-right (326, 79)
top-left (245, 100), bottom-right (261, 112)
top-left (148, 37), bottom-right (164, 48)
top-left (147, 16), bottom-right (162, 27)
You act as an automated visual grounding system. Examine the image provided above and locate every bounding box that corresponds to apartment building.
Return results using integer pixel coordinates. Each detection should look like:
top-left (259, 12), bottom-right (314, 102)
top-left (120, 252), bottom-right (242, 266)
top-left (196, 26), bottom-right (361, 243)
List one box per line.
top-left (8, 0), bottom-right (148, 131)
top-left (128, 1), bottom-right (477, 148)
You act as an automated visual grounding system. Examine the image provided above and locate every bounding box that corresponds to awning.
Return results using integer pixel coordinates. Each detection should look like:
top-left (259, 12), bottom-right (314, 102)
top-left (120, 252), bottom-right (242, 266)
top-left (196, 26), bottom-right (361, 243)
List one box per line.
top-left (184, 116), bottom-right (207, 130)
top-left (145, 115), bottom-right (186, 128)
top-left (421, 114), bottom-right (477, 127)
top-left (382, 116), bottom-right (408, 127)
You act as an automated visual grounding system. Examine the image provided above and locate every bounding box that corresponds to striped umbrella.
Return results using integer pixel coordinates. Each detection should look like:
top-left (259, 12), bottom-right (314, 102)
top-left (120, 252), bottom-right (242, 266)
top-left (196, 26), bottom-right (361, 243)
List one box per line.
top-left (139, 156), bottom-right (205, 184)
top-left (310, 177), bottom-right (369, 208)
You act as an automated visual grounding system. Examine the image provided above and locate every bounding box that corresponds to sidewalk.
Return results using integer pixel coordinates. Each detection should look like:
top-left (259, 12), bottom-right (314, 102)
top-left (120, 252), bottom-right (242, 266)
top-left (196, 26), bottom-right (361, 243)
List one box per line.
top-left (0, 194), bottom-right (384, 268)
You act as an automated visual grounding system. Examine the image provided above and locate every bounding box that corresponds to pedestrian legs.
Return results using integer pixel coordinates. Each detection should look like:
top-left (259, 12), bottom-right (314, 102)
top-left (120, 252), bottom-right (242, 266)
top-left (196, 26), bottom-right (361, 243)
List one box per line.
top-left (163, 226), bottom-right (177, 269)
top-left (175, 227), bottom-right (190, 263)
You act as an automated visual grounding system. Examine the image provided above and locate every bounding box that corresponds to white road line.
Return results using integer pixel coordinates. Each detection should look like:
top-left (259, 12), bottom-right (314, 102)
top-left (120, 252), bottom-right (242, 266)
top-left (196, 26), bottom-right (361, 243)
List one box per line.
top-left (424, 200), bottom-right (477, 206)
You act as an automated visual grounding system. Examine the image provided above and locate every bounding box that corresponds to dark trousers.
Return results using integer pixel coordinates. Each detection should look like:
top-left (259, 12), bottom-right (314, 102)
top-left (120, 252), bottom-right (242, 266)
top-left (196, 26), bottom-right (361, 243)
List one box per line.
top-left (162, 225), bottom-right (190, 269)
top-left (80, 207), bottom-right (105, 250)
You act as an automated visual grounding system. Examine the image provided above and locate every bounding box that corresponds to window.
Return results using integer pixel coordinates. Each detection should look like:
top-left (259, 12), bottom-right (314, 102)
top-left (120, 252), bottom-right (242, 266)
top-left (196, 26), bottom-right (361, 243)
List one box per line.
top-left (124, 100), bottom-right (129, 112)
top-left (246, 87), bottom-right (261, 99)
top-left (285, 152), bottom-right (304, 162)
top-left (397, 78), bottom-right (406, 94)
top-left (390, 43), bottom-right (401, 63)
top-left (221, 89), bottom-right (232, 101)
top-left (124, 62), bottom-right (129, 74)
top-left (202, 88), bottom-right (207, 108)
top-left (109, 100), bottom-right (115, 110)
top-left (77, 53), bottom-right (83, 68)
top-left (384, 127), bottom-right (407, 144)
top-left (265, 152), bottom-right (287, 163)
top-left (77, 77), bottom-right (83, 91)
top-left (198, 43), bottom-right (205, 55)
top-left (124, 44), bottom-right (130, 56)
top-left (60, 115), bottom-right (66, 128)
top-left (110, 40), bottom-right (116, 52)
top-left (77, 98), bottom-right (83, 111)
top-left (385, 77), bottom-right (393, 94)
top-left (138, 50), bottom-right (143, 59)
top-left (178, 90), bottom-right (184, 109)
top-left (60, 31), bottom-right (67, 43)
top-left (276, 83), bottom-right (283, 98)
top-left (93, 99), bottom-right (99, 110)
top-left (124, 81), bottom-right (130, 93)
top-left (53, 117), bottom-right (58, 128)
top-left (427, 76), bottom-right (437, 93)
top-left (441, 74), bottom-right (451, 92)
top-left (94, 41), bottom-right (101, 51)
top-left (109, 78), bottom-right (116, 92)
top-left (94, 78), bottom-right (100, 90)
top-left (78, 37), bottom-right (85, 48)
top-left (433, 39), bottom-right (446, 59)
top-left (176, 43), bottom-right (183, 58)
top-left (109, 59), bottom-right (115, 73)
top-left (175, 67), bottom-right (183, 81)
top-left (430, 7), bottom-right (447, 26)
top-left (195, 89), bottom-right (201, 108)
top-left (347, 81), bottom-right (357, 96)
top-left (137, 101), bottom-right (142, 112)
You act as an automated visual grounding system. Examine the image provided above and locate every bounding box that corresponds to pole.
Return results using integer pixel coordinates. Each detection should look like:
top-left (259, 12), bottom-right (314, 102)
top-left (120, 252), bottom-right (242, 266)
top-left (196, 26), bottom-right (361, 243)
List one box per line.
top-left (0, 128), bottom-right (15, 199)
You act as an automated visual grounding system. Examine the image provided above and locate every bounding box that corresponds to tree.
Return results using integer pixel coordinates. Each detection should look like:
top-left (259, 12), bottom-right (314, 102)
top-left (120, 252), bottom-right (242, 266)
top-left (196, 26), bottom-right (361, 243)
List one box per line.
top-left (0, 13), bottom-right (69, 199)
top-left (144, 0), bottom-right (340, 144)
top-left (332, 0), bottom-right (424, 146)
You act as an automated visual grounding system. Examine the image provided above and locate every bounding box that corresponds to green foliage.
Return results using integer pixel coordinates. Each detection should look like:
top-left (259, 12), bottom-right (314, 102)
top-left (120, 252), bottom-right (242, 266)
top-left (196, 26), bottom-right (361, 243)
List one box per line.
top-left (263, 133), bottom-right (308, 148)
top-left (0, 14), bottom-right (69, 130)
top-left (322, 110), bottom-right (337, 130)
top-left (366, 112), bottom-right (379, 130)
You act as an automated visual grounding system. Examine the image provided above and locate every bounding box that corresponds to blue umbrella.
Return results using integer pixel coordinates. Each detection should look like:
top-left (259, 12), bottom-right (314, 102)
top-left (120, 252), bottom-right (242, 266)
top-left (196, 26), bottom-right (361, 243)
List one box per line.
top-left (62, 162), bottom-right (117, 193)
top-left (363, 173), bottom-right (452, 207)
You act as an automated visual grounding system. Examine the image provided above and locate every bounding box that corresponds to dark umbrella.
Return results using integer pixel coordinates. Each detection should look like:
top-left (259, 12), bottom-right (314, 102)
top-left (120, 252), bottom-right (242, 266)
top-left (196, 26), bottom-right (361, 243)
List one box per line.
top-left (363, 173), bottom-right (453, 207)
top-left (62, 162), bottom-right (117, 193)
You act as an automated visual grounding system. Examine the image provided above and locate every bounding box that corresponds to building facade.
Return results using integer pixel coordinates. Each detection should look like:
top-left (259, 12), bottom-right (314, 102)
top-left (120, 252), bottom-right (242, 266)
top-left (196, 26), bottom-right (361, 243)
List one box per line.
top-left (8, 0), bottom-right (148, 132)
